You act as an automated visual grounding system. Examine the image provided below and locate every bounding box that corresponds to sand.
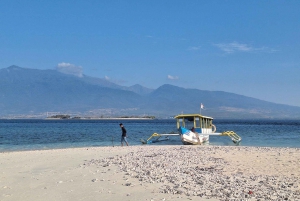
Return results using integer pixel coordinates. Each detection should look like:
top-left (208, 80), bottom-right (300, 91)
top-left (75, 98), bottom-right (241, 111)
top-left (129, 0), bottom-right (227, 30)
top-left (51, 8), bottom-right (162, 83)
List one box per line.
top-left (0, 145), bottom-right (299, 201)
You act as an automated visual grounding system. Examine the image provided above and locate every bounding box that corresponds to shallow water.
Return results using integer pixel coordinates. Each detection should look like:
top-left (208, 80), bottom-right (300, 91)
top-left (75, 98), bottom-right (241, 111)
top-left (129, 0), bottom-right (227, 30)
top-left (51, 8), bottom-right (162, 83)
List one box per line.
top-left (0, 119), bottom-right (299, 151)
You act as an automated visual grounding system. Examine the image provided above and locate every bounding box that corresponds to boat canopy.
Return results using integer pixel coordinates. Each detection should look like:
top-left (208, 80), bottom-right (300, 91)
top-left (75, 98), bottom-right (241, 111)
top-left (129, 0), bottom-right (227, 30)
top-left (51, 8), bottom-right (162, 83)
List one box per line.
top-left (174, 114), bottom-right (213, 130)
top-left (174, 114), bottom-right (213, 120)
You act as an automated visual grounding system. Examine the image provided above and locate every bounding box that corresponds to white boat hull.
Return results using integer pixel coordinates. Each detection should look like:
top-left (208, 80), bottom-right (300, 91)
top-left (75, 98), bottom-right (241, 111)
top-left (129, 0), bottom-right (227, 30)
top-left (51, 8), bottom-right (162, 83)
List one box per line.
top-left (180, 129), bottom-right (209, 145)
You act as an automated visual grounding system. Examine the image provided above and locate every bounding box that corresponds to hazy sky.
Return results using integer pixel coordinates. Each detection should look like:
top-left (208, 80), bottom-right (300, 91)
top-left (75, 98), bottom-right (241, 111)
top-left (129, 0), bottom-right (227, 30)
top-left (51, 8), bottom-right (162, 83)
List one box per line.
top-left (1, 1), bottom-right (299, 106)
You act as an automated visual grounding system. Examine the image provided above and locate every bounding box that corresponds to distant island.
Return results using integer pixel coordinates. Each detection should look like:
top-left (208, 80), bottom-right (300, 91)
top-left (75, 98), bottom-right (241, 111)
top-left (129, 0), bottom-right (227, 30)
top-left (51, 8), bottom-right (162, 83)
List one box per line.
top-left (46, 114), bottom-right (156, 120)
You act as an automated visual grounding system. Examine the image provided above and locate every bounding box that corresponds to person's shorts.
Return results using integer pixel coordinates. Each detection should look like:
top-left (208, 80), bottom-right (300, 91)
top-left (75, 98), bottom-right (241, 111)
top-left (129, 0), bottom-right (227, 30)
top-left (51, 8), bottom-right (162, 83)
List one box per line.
top-left (121, 136), bottom-right (128, 143)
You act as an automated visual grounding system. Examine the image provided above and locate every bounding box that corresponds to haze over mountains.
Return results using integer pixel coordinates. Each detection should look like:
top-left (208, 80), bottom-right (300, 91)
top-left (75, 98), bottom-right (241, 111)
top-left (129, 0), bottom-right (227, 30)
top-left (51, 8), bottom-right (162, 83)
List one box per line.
top-left (1, 65), bottom-right (300, 119)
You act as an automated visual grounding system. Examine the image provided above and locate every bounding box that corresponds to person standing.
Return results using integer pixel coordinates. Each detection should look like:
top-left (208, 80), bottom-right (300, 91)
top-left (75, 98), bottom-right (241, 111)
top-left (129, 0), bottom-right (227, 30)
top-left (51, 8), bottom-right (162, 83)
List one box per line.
top-left (119, 123), bottom-right (129, 146)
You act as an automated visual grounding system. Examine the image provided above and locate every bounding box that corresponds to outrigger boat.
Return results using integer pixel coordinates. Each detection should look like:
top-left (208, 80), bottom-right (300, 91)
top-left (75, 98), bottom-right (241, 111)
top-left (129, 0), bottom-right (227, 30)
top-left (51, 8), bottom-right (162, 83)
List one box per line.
top-left (141, 114), bottom-right (241, 145)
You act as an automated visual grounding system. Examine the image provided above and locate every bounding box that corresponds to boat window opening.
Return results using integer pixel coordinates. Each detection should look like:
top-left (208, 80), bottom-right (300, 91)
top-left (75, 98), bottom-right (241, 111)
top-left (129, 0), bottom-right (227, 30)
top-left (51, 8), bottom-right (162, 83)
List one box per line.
top-left (187, 117), bottom-right (194, 122)
top-left (185, 118), bottom-right (191, 129)
top-left (183, 117), bottom-right (194, 130)
top-left (178, 118), bottom-right (184, 128)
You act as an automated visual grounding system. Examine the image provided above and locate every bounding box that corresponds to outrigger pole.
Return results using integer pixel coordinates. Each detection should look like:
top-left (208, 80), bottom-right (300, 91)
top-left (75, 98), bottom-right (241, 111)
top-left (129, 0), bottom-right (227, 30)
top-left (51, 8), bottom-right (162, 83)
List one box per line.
top-left (141, 133), bottom-right (179, 144)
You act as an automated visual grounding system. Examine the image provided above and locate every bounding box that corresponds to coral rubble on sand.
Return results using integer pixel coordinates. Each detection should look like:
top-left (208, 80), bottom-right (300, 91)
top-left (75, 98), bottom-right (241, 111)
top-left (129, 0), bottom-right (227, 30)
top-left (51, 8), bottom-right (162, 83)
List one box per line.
top-left (86, 146), bottom-right (300, 200)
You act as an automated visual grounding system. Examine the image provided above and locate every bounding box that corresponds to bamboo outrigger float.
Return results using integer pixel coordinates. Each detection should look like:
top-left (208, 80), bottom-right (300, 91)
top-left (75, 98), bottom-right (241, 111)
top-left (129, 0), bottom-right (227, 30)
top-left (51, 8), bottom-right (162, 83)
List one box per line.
top-left (141, 114), bottom-right (241, 145)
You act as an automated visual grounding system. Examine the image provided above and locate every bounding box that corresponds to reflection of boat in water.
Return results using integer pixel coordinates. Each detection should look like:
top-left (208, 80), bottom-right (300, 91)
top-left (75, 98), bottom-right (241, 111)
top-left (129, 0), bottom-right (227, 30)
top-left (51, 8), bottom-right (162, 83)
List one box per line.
top-left (141, 114), bottom-right (241, 145)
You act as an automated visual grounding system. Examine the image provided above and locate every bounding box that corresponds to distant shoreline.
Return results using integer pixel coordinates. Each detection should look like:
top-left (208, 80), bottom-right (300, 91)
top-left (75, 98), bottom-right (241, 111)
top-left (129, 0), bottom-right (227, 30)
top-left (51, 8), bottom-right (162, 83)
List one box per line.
top-left (45, 117), bottom-right (154, 120)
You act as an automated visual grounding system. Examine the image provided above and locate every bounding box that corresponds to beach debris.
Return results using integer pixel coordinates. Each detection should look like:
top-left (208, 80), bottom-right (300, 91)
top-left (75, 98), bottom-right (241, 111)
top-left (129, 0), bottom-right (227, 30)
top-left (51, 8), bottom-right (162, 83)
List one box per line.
top-left (86, 146), bottom-right (300, 200)
top-left (124, 183), bottom-right (132, 186)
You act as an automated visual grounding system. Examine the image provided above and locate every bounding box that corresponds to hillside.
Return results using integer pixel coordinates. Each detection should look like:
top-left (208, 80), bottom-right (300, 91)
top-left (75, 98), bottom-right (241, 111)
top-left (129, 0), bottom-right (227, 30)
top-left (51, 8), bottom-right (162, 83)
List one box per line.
top-left (144, 85), bottom-right (300, 118)
top-left (1, 66), bottom-right (300, 119)
top-left (0, 66), bottom-right (144, 115)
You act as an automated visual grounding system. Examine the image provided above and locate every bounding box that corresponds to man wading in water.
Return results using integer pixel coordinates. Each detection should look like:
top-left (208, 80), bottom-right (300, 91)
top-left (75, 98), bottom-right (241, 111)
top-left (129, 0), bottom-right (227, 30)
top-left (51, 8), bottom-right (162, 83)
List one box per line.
top-left (119, 123), bottom-right (129, 146)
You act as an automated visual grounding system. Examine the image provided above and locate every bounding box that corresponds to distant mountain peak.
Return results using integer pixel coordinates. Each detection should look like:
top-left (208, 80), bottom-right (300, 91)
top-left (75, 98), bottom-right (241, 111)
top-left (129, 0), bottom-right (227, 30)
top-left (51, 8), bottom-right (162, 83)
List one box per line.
top-left (162, 84), bottom-right (190, 89)
top-left (56, 63), bottom-right (83, 77)
top-left (7, 65), bottom-right (23, 70)
top-left (129, 84), bottom-right (150, 89)
top-left (130, 84), bottom-right (143, 87)
top-left (127, 84), bottom-right (154, 95)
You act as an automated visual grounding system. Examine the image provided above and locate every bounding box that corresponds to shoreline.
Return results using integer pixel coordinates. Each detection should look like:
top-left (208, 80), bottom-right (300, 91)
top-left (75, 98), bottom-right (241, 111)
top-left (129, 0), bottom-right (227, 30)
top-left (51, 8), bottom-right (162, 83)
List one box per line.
top-left (1, 142), bottom-right (300, 153)
top-left (45, 117), bottom-right (154, 120)
top-left (1, 143), bottom-right (300, 153)
top-left (1, 145), bottom-right (299, 200)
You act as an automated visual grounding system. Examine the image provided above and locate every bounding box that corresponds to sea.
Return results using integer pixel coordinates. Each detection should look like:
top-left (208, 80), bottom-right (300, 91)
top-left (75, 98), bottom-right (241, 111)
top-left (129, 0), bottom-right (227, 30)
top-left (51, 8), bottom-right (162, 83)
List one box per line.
top-left (0, 119), bottom-right (299, 152)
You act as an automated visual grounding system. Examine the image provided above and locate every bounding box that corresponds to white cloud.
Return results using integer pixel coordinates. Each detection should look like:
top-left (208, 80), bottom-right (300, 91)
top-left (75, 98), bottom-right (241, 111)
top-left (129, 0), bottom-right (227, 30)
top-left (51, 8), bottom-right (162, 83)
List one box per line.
top-left (56, 62), bottom-right (83, 77)
top-left (214, 42), bottom-right (277, 54)
top-left (167, 75), bottom-right (179, 80)
top-left (214, 42), bottom-right (252, 53)
top-left (104, 76), bottom-right (110, 80)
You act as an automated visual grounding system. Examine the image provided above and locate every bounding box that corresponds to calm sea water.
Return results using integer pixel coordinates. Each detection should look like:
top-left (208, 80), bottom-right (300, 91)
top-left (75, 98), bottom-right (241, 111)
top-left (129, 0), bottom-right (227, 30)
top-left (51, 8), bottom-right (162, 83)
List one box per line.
top-left (0, 119), bottom-right (299, 152)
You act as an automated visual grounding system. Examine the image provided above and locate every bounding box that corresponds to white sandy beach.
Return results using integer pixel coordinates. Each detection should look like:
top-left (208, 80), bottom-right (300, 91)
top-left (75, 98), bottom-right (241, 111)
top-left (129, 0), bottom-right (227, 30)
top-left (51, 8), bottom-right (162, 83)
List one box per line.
top-left (1, 145), bottom-right (299, 201)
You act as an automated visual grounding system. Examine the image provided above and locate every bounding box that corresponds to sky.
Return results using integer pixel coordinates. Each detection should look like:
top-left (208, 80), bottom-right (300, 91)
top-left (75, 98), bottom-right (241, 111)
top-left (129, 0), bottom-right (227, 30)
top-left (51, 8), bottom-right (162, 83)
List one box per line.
top-left (1, 1), bottom-right (300, 106)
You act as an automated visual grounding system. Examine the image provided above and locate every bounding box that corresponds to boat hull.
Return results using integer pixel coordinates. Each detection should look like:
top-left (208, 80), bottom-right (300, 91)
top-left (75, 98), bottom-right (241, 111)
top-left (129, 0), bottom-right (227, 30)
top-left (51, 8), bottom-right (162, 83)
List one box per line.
top-left (179, 127), bottom-right (209, 145)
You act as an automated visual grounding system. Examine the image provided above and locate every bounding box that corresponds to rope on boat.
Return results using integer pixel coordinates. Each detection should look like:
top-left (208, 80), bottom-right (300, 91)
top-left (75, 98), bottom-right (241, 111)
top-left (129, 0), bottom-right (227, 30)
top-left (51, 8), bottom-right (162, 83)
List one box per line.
top-left (221, 131), bottom-right (242, 144)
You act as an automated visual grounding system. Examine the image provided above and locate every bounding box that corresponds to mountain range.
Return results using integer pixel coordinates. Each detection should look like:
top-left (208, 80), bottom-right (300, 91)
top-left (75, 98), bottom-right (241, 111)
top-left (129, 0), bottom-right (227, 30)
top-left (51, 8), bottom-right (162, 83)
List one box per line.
top-left (1, 65), bottom-right (300, 119)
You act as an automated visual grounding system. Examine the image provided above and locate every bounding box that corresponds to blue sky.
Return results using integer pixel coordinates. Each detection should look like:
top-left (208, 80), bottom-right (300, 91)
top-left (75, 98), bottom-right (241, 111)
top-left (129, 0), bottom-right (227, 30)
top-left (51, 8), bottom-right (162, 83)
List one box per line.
top-left (1, 1), bottom-right (300, 106)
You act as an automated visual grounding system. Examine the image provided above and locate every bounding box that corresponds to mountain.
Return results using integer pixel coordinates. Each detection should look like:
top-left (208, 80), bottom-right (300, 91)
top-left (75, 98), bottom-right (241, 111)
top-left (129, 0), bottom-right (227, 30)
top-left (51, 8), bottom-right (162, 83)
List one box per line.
top-left (0, 66), bottom-right (144, 115)
top-left (127, 84), bottom-right (154, 95)
top-left (56, 68), bottom-right (154, 95)
top-left (144, 84), bottom-right (300, 118)
top-left (1, 65), bottom-right (300, 119)
top-left (77, 75), bottom-right (153, 95)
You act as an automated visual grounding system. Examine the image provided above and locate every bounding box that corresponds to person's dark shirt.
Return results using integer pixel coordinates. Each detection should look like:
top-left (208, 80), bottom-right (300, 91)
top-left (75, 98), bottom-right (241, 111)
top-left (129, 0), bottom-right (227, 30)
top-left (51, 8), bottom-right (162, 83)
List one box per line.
top-left (121, 127), bottom-right (127, 137)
